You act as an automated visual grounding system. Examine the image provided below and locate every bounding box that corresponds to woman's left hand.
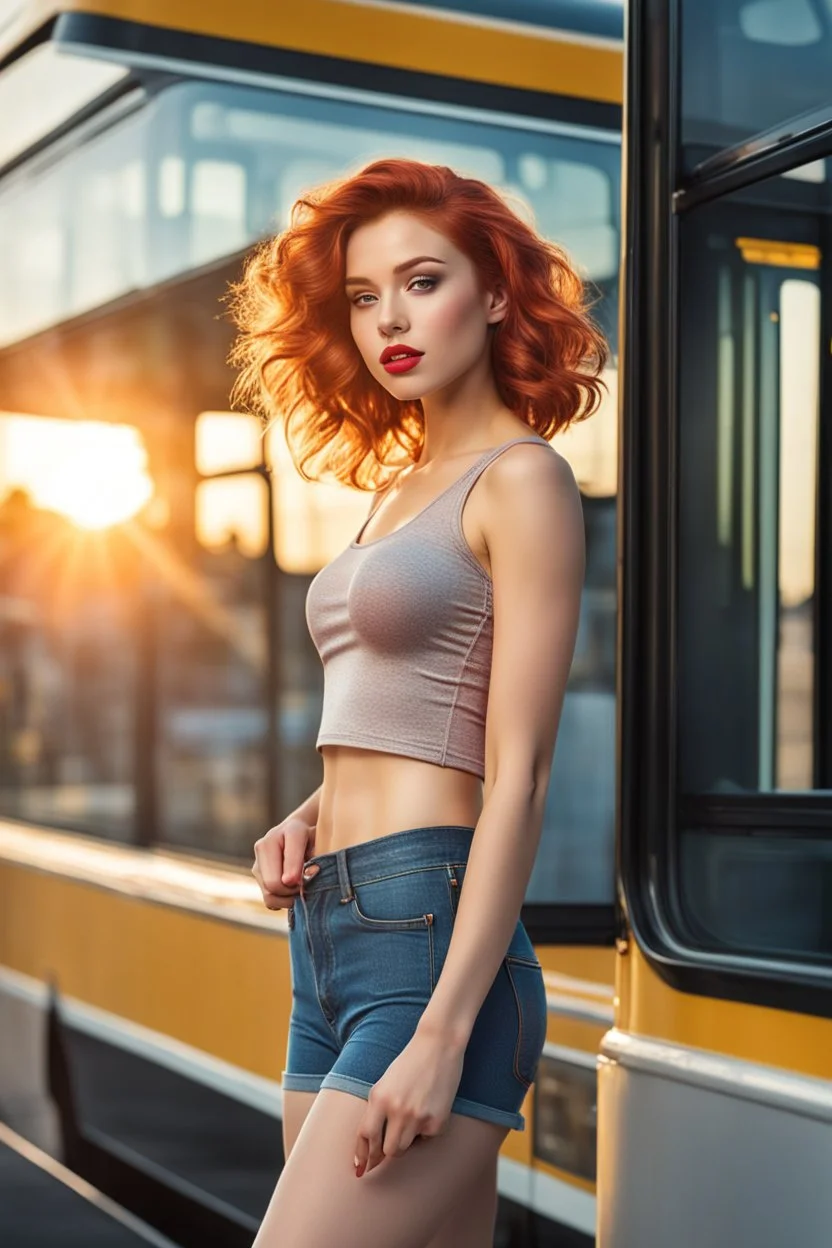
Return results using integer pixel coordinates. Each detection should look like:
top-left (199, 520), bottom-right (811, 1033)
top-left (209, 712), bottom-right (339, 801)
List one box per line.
top-left (354, 1030), bottom-right (465, 1176)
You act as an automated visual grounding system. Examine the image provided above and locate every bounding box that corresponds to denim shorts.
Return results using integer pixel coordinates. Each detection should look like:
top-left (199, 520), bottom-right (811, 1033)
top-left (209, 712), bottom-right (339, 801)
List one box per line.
top-left (281, 824), bottom-right (548, 1132)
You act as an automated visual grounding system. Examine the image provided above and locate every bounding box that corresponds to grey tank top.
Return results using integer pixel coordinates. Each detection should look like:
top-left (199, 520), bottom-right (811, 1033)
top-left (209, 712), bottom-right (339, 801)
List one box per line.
top-left (305, 436), bottom-right (552, 780)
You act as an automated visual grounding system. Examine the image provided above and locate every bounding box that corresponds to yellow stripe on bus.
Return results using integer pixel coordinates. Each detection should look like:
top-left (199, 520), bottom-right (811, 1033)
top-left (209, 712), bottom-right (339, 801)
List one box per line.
top-left (2, 0), bottom-right (623, 104)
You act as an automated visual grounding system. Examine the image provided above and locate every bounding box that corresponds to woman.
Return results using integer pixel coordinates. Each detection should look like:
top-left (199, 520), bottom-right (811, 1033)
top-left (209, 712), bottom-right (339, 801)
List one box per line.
top-left (231, 157), bottom-right (605, 1248)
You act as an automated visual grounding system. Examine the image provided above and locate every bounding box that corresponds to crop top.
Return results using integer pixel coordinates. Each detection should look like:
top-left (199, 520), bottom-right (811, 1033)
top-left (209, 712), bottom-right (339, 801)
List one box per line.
top-left (305, 435), bottom-right (552, 780)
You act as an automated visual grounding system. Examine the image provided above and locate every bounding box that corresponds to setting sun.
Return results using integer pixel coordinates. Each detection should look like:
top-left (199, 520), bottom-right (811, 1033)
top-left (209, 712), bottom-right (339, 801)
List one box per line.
top-left (0, 415), bottom-right (153, 529)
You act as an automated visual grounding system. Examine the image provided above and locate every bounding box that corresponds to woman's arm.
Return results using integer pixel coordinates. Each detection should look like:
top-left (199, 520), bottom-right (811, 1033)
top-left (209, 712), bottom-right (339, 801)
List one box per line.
top-left (416, 444), bottom-right (585, 1048)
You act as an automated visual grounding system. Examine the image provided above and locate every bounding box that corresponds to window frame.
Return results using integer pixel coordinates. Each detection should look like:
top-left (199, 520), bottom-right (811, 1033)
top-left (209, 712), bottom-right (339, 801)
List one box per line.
top-left (621, 0), bottom-right (832, 1014)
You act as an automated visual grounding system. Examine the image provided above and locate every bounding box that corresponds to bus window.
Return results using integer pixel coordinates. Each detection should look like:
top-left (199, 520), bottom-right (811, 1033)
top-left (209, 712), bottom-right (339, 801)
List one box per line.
top-left (681, 0), bottom-right (832, 167)
top-left (675, 155), bottom-right (832, 962)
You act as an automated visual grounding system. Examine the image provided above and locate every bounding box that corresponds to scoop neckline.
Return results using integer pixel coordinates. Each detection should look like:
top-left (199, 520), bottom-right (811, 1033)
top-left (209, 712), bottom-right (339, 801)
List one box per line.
top-left (349, 435), bottom-right (548, 550)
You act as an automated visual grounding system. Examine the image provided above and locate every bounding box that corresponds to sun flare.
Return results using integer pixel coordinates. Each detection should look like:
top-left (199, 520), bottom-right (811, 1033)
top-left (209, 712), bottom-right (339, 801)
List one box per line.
top-left (0, 415), bottom-right (154, 529)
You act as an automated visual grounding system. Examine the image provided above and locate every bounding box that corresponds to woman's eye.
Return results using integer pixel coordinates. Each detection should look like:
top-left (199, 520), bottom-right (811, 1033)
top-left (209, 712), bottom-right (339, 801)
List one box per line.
top-left (410, 276), bottom-right (437, 291)
top-left (351, 293), bottom-right (376, 306)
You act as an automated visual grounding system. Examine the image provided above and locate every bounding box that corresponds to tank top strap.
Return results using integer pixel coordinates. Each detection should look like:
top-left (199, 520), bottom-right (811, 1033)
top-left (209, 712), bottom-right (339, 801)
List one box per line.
top-left (444, 435), bottom-right (553, 513)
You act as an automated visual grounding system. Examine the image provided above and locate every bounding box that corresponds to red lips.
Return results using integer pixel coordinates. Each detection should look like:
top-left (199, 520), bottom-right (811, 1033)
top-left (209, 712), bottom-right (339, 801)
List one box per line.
top-left (379, 344), bottom-right (423, 364)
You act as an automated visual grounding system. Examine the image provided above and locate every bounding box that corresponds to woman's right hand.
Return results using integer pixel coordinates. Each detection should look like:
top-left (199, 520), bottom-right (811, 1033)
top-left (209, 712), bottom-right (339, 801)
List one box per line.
top-left (252, 817), bottom-right (316, 911)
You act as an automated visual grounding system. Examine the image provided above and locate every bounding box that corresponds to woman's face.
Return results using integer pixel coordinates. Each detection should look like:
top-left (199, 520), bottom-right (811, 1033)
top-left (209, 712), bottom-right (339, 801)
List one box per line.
top-left (345, 211), bottom-right (506, 400)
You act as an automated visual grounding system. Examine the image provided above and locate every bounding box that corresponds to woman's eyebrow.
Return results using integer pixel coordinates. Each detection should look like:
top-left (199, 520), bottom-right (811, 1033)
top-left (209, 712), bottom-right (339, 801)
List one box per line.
top-left (345, 256), bottom-right (447, 287)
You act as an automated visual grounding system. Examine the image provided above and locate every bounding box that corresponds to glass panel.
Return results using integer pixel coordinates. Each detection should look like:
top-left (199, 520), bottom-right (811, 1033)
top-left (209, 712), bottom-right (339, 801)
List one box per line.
top-left (777, 279), bottom-right (819, 789)
top-left (0, 78), bottom-right (620, 345)
top-left (195, 476), bottom-right (269, 559)
top-left (266, 423), bottom-right (374, 575)
top-left (0, 43), bottom-right (127, 171)
top-left (155, 478), bottom-right (270, 857)
top-left (674, 153), bottom-right (832, 963)
top-left (681, 0), bottom-right (832, 163)
top-left (0, 415), bottom-right (150, 839)
top-left (680, 831), bottom-right (832, 962)
top-left (195, 412), bottom-right (264, 476)
top-left (677, 160), bottom-right (825, 795)
top-left (533, 1055), bottom-right (598, 1181)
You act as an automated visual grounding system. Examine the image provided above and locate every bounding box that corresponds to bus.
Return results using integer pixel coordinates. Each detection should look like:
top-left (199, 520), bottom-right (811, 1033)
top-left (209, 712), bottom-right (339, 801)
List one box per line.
top-left (600, 1), bottom-right (832, 1244)
top-left (0, 2), bottom-right (622, 1244)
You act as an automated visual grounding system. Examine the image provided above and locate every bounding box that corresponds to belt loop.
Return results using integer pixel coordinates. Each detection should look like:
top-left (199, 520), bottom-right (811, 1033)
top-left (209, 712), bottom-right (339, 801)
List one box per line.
top-left (336, 848), bottom-right (354, 904)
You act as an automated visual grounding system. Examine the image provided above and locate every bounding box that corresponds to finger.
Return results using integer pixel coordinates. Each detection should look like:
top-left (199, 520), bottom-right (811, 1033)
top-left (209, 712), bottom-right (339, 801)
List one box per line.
top-left (282, 829), bottom-right (312, 886)
top-left (262, 891), bottom-right (296, 911)
top-left (418, 1117), bottom-right (450, 1140)
top-left (366, 1116), bottom-right (389, 1174)
top-left (252, 863), bottom-right (297, 909)
top-left (385, 1120), bottom-right (417, 1158)
top-left (256, 838), bottom-right (287, 895)
top-left (355, 1107), bottom-right (385, 1177)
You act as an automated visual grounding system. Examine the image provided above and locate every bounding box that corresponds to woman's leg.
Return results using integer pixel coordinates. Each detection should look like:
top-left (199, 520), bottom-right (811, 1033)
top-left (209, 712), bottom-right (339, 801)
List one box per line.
top-left (281, 1090), bottom-right (318, 1160)
top-left (423, 1153), bottom-right (500, 1248)
top-left (254, 1089), bottom-right (509, 1248)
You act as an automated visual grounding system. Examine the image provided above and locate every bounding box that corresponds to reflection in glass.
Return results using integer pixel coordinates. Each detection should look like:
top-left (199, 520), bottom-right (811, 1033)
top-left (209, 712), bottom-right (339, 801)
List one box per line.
top-left (678, 164), bottom-right (823, 795)
top-left (681, 830), bottom-right (832, 961)
top-left (0, 79), bottom-right (620, 347)
top-left (534, 1055), bottom-right (598, 1181)
top-left (266, 424), bottom-right (374, 575)
top-left (195, 475), bottom-right (269, 559)
top-left (681, 0), bottom-right (832, 160)
top-left (777, 279), bottom-right (819, 789)
top-left (0, 490), bottom-right (138, 839)
top-left (195, 411), bottom-right (264, 476)
top-left (0, 44), bottom-right (127, 171)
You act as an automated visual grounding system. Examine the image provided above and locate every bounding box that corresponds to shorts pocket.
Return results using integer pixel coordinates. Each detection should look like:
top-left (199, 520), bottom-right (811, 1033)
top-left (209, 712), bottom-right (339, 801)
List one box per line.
top-left (349, 897), bottom-right (433, 932)
top-left (504, 955), bottom-right (548, 1089)
top-left (348, 872), bottom-right (437, 932)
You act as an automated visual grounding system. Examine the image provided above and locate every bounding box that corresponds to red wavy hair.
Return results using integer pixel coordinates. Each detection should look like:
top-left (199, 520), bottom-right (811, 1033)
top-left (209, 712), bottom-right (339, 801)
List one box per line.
top-left (229, 157), bottom-right (607, 490)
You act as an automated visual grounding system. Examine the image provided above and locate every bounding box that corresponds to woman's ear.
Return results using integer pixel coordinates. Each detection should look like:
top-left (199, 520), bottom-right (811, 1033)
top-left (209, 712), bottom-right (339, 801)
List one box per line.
top-left (485, 283), bottom-right (509, 325)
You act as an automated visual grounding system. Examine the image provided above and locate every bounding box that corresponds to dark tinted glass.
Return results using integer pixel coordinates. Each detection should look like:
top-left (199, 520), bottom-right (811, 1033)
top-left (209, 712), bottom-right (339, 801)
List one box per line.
top-left (682, 0), bottom-right (832, 166)
top-left (680, 829), bottom-right (832, 963)
top-left (677, 158), bottom-right (829, 795)
top-left (674, 151), bottom-right (832, 963)
top-left (533, 1055), bottom-right (598, 1181)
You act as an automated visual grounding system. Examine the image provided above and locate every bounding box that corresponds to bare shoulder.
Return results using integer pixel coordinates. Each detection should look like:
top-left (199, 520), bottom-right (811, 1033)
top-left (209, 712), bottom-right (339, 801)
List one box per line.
top-left (481, 439), bottom-right (582, 531)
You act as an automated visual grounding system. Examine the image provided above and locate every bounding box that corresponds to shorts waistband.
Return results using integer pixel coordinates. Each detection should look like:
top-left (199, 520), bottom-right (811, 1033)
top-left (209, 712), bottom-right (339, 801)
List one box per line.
top-left (300, 824), bottom-right (476, 899)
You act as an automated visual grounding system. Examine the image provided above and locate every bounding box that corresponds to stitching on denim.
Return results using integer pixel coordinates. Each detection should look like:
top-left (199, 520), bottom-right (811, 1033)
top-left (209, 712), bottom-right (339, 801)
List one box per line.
top-left (505, 954), bottom-right (542, 970)
top-left (503, 959), bottom-right (532, 1089)
top-left (348, 897), bottom-right (432, 930)
top-left (301, 896), bottom-right (340, 1040)
top-left (306, 862), bottom-right (469, 894)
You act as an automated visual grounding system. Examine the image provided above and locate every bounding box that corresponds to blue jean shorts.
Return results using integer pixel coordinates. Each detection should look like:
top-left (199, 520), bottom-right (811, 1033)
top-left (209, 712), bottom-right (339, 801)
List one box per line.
top-left (281, 824), bottom-right (548, 1132)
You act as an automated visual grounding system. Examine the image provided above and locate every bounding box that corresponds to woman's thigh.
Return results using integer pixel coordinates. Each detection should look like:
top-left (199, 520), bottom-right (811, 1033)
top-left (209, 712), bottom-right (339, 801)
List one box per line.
top-left (424, 1153), bottom-right (499, 1248)
top-left (282, 1089), bottom-right (318, 1161)
top-left (254, 1088), bottom-right (509, 1248)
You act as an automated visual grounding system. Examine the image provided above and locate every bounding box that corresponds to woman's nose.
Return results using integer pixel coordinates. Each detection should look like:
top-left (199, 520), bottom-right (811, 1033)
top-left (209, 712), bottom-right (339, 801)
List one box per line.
top-left (376, 297), bottom-right (409, 338)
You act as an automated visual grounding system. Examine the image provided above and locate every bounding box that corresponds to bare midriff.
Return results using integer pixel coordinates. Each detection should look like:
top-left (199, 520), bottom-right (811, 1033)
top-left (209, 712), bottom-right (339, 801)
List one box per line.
top-left (314, 746), bottom-right (483, 855)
